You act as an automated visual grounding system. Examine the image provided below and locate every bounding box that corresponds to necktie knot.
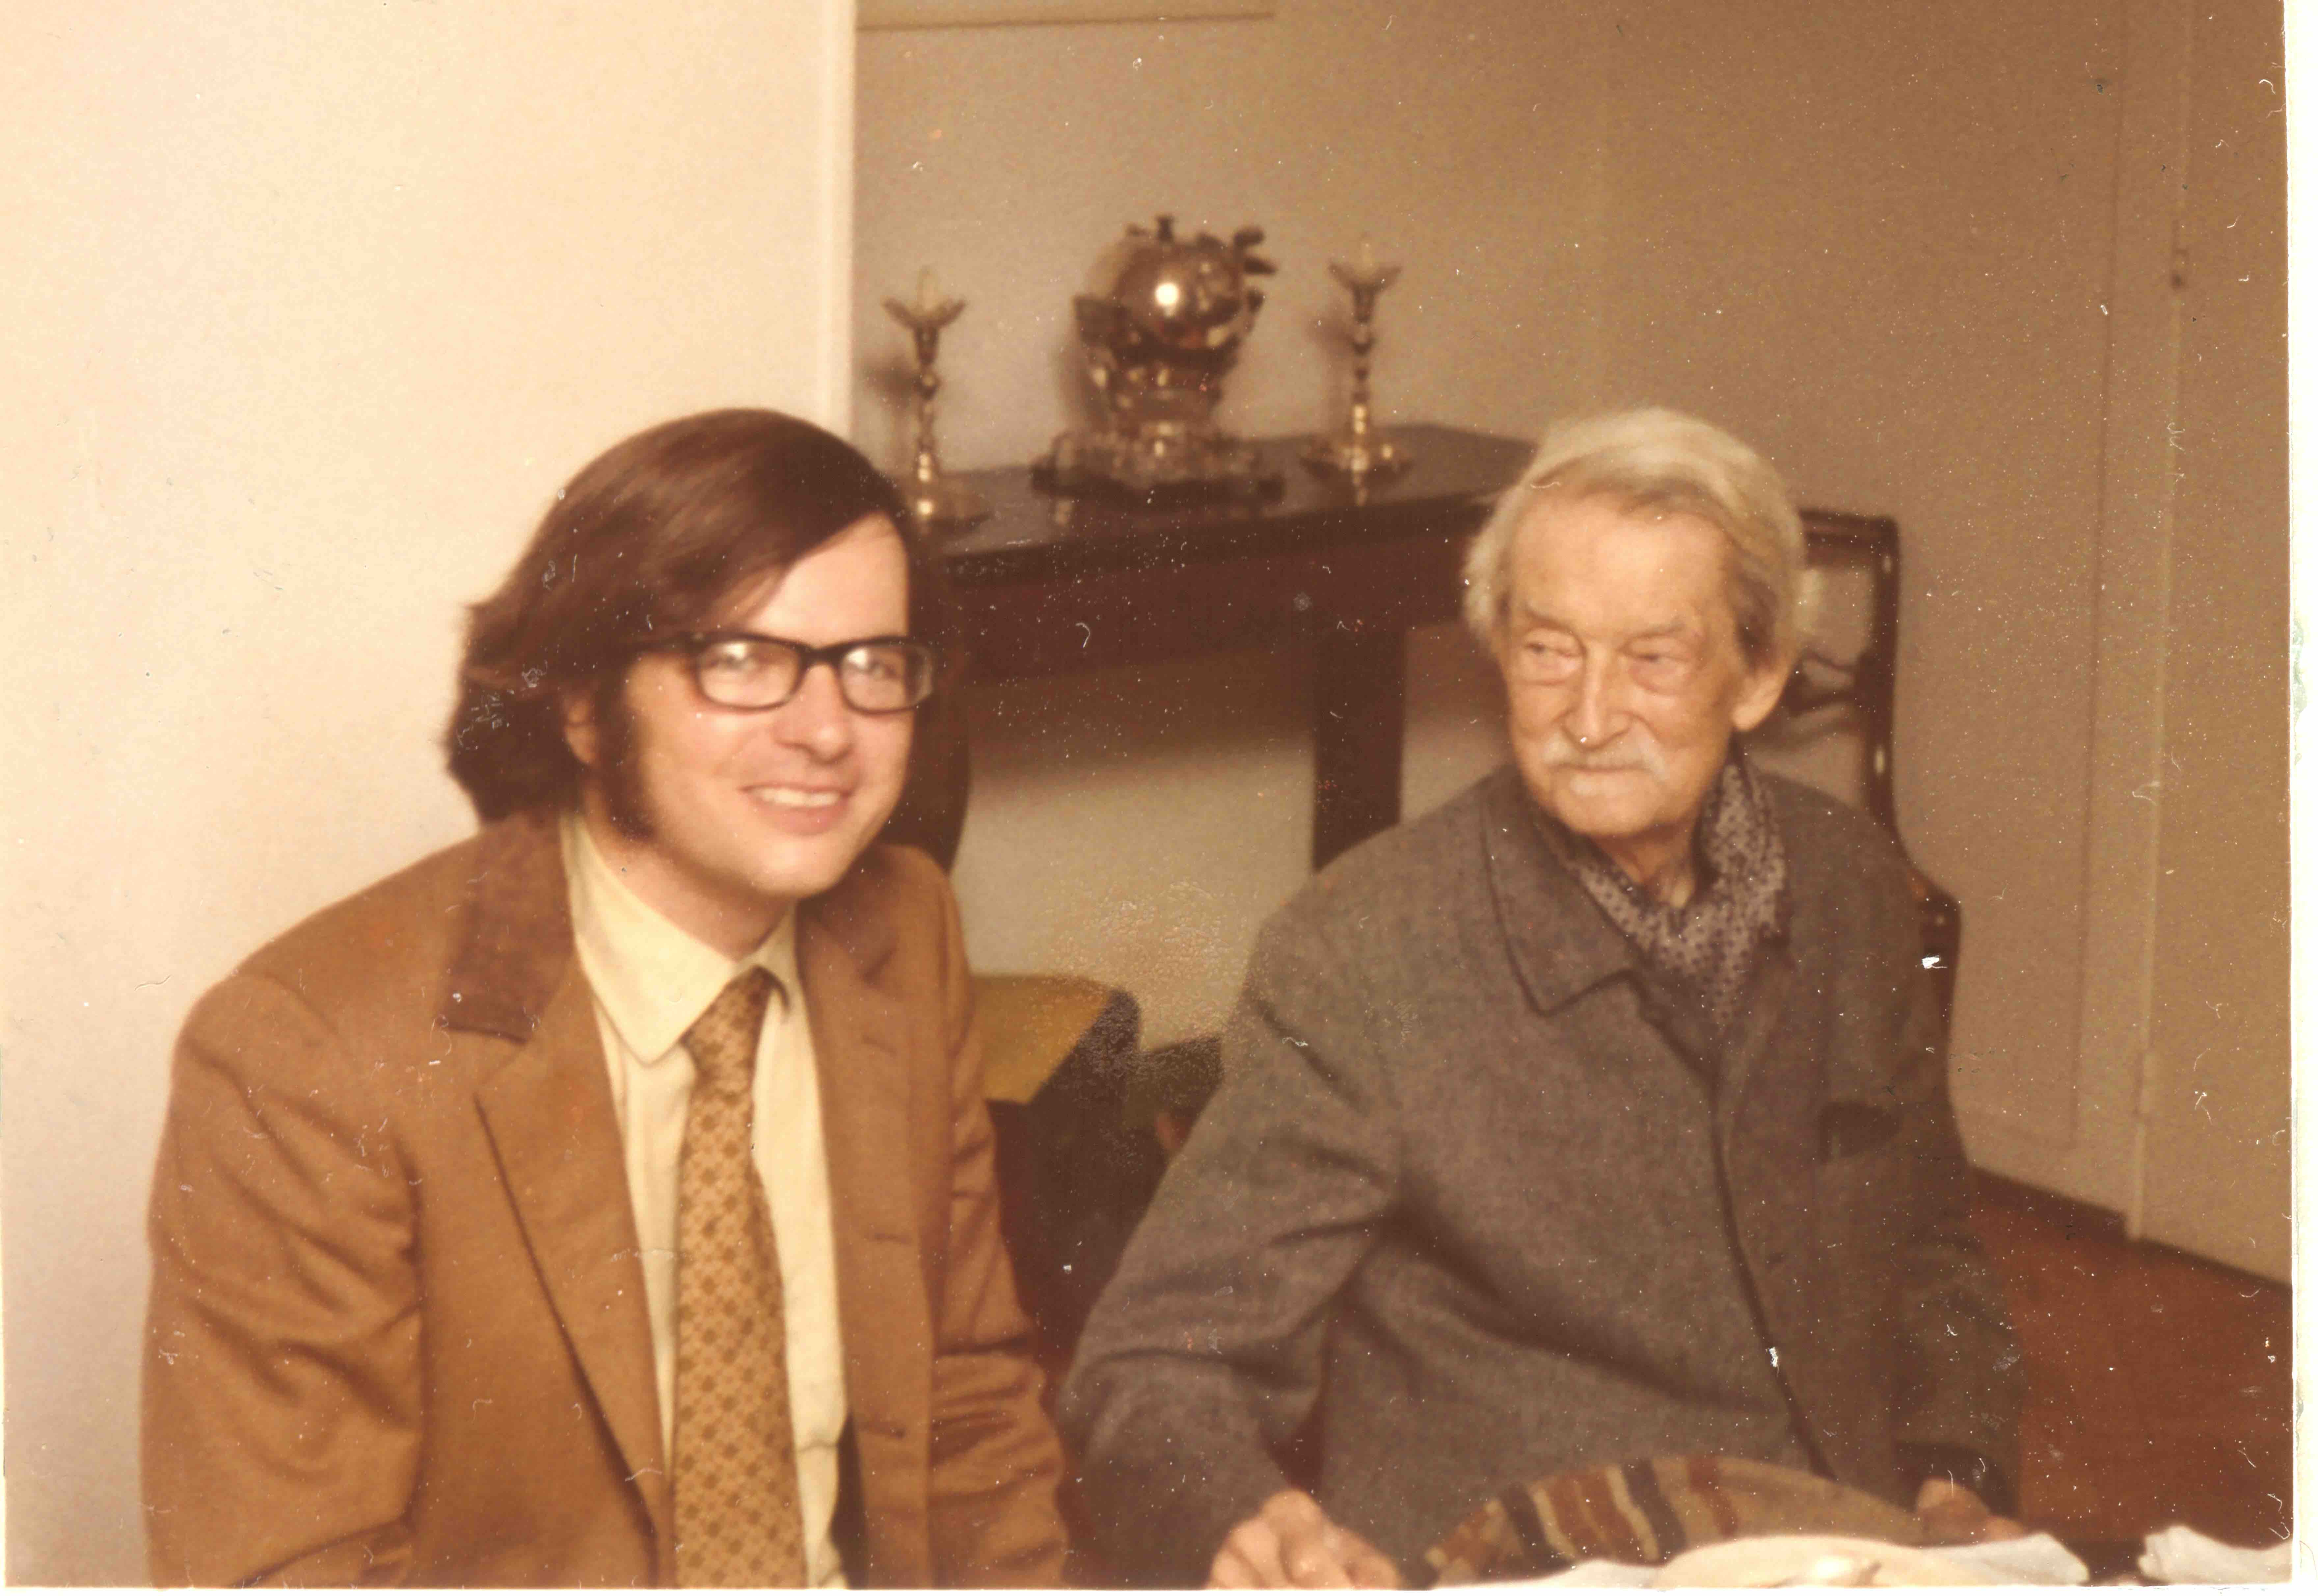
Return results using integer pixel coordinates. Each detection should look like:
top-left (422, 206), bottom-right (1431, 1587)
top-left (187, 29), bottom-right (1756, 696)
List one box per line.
top-left (682, 966), bottom-right (780, 1095)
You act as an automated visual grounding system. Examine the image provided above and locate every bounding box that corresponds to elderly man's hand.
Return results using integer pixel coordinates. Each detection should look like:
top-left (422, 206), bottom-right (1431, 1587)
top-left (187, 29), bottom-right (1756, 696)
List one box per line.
top-left (1914, 1477), bottom-right (2026, 1543)
top-left (1208, 1489), bottom-right (1401, 1588)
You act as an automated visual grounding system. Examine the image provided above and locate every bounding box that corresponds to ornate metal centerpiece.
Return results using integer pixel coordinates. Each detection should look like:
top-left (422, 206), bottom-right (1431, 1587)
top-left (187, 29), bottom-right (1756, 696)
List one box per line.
top-left (1038, 214), bottom-right (1280, 502)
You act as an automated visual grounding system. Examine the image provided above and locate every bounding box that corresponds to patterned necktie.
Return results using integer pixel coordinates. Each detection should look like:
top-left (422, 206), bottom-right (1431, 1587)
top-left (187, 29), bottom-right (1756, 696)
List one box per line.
top-left (673, 966), bottom-right (807, 1588)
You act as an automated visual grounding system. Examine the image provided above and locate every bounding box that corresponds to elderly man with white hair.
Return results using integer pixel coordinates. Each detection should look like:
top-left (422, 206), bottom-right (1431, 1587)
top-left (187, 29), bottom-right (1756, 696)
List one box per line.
top-left (1059, 410), bottom-right (2023, 1587)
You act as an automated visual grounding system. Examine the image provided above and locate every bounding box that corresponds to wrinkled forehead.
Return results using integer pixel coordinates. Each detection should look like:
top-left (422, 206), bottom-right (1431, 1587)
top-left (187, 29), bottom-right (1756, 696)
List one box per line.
top-left (1508, 490), bottom-right (1739, 632)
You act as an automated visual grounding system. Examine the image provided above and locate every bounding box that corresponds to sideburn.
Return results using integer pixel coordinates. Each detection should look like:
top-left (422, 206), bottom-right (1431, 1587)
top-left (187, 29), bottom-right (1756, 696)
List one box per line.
top-left (589, 675), bottom-right (657, 842)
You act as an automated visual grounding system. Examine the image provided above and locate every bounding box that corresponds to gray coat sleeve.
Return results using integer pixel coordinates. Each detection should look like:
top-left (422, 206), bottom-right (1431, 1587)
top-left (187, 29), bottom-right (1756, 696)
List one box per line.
top-left (1058, 905), bottom-right (1400, 1584)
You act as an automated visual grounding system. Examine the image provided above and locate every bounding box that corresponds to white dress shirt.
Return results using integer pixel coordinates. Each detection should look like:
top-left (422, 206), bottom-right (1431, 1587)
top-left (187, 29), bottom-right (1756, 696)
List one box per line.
top-left (561, 814), bottom-right (849, 1587)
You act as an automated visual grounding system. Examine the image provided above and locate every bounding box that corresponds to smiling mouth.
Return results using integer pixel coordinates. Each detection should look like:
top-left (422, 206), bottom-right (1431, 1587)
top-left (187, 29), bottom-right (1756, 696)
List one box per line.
top-left (749, 785), bottom-right (847, 810)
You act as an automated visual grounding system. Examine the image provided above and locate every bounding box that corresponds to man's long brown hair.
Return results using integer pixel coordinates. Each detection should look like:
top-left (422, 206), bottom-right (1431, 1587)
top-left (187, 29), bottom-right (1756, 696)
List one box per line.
top-left (445, 409), bottom-right (922, 821)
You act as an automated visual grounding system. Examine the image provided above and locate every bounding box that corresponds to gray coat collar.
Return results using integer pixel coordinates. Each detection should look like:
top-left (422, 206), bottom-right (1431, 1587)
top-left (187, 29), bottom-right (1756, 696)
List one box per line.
top-left (1477, 764), bottom-right (1797, 1109)
top-left (1478, 766), bottom-right (1642, 1017)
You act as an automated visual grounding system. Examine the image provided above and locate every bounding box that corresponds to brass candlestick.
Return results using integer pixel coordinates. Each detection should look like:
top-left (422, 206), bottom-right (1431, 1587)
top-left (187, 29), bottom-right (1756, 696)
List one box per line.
top-left (882, 268), bottom-right (989, 531)
top-left (1304, 241), bottom-right (1411, 485)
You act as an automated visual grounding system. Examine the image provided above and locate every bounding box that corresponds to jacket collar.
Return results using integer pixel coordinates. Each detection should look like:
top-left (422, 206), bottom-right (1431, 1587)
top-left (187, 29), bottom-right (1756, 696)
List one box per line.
top-left (441, 810), bottom-right (574, 1040)
top-left (1479, 766), bottom-right (1641, 1016)
top-left (440, 809), bottom-right (901, 1041)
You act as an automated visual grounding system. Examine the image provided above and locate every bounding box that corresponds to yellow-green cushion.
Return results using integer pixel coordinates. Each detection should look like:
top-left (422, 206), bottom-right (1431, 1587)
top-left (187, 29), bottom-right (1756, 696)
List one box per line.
top-left (975, 974), bottom-right (1120, 1105)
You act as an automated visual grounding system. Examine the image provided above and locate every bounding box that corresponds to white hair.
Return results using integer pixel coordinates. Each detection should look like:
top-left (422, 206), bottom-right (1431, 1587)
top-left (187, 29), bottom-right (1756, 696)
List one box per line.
top-left (1461, 408), bottom-right (1815, 668)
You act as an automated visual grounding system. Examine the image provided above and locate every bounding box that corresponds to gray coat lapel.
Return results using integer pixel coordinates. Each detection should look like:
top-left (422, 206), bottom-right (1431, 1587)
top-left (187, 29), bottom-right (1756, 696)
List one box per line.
top-left (1715, 890), bottom-right (1825, 1443)
top-left (1715, 945), bottom-right (1813, 1258)
top-left (1718, 943), bottom-right (1799, 1127)
top-left (445, 815), bottom-right (670, 1551)
top-left (1717, 785), bottom-right (1820, 1212)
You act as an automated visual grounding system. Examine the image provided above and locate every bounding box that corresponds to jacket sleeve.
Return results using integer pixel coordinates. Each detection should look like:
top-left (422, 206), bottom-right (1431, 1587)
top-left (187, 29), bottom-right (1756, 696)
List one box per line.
top-left (922, 872), bottom-right (1071, 1588)
top-left (1057, 903), bottom-right (1401, 1586)
top-left (144, 972), bottom-right (423, 1587)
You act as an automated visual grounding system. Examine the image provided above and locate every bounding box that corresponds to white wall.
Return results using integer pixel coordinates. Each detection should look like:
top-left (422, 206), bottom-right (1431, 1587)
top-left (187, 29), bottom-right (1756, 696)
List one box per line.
top-left (2131, 0), bottom-right (2289, 1277)
top-left (1, 1), bottom-right (854, 1580)
top-left (855, 0), bottom-right (2156, 1179)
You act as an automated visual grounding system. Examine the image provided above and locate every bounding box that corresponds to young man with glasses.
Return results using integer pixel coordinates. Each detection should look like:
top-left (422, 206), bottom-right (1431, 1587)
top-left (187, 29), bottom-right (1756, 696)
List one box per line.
top-left (143, 410), bottom-right (1067, 1587)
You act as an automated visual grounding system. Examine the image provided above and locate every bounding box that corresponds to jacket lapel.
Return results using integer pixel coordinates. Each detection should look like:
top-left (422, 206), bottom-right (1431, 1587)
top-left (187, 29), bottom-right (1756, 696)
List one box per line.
top-left (798, 880), bottom-right (935, 1583)
top-left (473, 970), bottom-right (670, 1537)
top-left (444, 815), bottom-right (671, 1553)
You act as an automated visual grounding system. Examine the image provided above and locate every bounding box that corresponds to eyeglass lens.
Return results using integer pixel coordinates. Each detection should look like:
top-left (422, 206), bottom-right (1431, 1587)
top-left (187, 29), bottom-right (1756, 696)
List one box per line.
top-left (692, 636), bottom-right (932, 712)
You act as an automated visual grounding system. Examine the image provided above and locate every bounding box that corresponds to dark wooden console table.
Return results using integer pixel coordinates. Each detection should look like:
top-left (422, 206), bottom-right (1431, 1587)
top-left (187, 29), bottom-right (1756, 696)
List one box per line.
top-left (935, 423), bottom-right (1917, 883)
top-left (938, 424), bottom-right (1531, 868)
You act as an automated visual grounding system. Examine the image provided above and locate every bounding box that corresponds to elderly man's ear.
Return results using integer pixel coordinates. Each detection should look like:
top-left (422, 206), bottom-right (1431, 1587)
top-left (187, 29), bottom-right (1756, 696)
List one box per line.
top-left (1731, 649), bottom-right (1795, 734)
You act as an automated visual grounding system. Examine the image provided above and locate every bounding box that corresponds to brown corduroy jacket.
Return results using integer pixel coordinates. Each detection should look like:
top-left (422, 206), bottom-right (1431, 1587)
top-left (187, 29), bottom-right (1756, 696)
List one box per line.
top-left (144, 813), bottom-right (1066, 1587)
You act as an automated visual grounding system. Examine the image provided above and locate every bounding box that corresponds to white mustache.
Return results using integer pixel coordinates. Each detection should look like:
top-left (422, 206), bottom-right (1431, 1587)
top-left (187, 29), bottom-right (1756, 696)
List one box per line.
top-left (1537, 728), bottom-right (1670, 781)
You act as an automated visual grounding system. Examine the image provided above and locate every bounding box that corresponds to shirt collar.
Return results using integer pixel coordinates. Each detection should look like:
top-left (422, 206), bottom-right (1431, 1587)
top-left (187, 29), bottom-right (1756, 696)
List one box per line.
top-left (560, 810), bottom-right (796, 1064)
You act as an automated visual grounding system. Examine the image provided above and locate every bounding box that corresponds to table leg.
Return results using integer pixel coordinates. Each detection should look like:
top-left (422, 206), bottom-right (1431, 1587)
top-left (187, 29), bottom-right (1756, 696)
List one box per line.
top-left (1312, 629), bottom-right (1407, 870)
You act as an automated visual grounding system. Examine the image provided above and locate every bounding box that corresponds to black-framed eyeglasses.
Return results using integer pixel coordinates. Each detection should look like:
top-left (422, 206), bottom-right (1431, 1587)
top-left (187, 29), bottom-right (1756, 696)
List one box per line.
top-left (661, 632), bottom-right (938, 714)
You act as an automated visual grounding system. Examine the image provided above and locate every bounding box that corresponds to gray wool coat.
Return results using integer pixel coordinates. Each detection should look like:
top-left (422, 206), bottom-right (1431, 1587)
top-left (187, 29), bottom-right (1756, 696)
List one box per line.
top-left (1059, 766), bottom-right (2021, 1583)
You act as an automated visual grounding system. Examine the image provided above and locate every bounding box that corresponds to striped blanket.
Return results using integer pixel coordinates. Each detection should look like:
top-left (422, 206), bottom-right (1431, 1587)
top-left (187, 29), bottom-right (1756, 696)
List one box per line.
top-left (1424, 1456), bottom-right (1927, 1585)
